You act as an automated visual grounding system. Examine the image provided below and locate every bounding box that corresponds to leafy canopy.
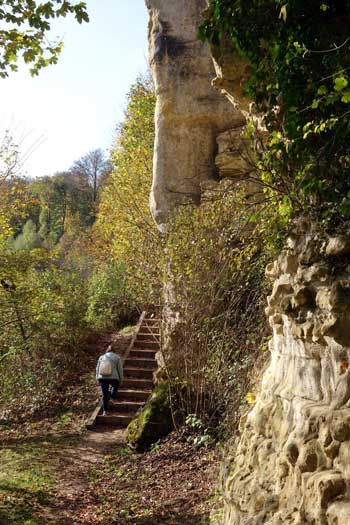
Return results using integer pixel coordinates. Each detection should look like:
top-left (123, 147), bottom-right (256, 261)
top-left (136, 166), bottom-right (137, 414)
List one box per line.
top-left (200, 1), bottom-right (350, 223)
top-left (0, 0), bottom-right (89, 77)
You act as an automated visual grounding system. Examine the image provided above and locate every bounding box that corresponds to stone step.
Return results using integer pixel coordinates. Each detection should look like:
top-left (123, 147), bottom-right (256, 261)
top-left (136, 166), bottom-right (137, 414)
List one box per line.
top-left (129, 349), bottom-right (157, 359)
top-left (121, 377), bottom-right (153, 390)
top-left (134, 340), bottom-right (160, 350)
top-left (137, 332), bottom-right (160, 341)
top-left (124, 366), bottom-right (154, 379)
top-left (96, 413), bottom-right (134, 427)
top-left (109, 400), bottom-right (144, 413)
top-left (88, 312), bottom-right (162, 430)
top-left (142, 318), bottom-right (161, 326)
top-left (141, 329), bottom-right (159, 336)
top-left (117, 389), bottom-right (152, 402)
top-left (124, 357), bottom-right (157, 369)
top-left (139, 326), bottom-right (160, 336)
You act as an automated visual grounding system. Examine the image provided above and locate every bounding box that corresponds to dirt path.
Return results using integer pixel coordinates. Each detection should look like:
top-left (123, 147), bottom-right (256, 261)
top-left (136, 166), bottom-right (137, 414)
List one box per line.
top-left (38, 330), bottom-right (132, 523)
top-left (42, 428), bottom-right (125, 525)
top-left (1, 327), bottom-right (220, 525)
top-left (0, 329), bottom-right (133, 525)
top-left (37, 426), bottom-right (219, 525)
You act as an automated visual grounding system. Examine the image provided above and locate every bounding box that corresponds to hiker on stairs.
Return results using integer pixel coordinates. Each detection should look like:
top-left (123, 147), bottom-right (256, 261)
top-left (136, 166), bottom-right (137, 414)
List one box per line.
top-left (96, 345), bottom-right (123, 416)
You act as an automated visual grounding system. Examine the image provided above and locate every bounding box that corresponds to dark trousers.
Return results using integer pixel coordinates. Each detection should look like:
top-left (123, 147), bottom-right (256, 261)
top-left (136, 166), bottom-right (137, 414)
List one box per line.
top-left (98, 378), bottom-right (120, 412)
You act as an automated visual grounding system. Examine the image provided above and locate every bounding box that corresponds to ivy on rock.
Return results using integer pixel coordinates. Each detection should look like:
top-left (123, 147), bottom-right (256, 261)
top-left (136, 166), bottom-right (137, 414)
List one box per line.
top-left (200, 1), bottom-right (350, 224)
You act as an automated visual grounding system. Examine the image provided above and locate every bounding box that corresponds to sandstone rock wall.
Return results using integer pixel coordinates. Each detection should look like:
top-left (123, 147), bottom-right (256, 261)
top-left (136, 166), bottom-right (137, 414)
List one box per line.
top-left (145, 3), bottom-right (350, 524)
top-left (202, 11), bottom-right (350, 525)
top-left (209, 34), bottom-right (251, 113)
top-left (224, 224), bottom-right (350, 525)
top-left (145, 0), bottom-right (245, 229)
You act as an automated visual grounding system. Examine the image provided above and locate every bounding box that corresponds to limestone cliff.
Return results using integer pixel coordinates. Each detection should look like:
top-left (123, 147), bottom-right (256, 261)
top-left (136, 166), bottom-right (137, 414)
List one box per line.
top-left (145, 0), bottom-right (245, 229)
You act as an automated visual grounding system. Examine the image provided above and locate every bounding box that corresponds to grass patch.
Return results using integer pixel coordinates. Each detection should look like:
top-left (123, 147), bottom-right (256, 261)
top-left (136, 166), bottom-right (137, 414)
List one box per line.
top-left (0, 443), bottom-right (58, 525)
top-left (119, 324), bottom-right (136, 335)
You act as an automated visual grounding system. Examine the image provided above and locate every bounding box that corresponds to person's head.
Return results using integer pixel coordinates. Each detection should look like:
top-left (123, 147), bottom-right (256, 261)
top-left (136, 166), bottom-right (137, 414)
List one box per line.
top-left (106, 343), bottom-right (119, 355)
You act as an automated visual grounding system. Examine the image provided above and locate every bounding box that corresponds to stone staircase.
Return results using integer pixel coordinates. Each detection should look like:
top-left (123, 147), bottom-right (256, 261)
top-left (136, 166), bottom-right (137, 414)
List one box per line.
top-left (94, 314), bottom-right (160, 428)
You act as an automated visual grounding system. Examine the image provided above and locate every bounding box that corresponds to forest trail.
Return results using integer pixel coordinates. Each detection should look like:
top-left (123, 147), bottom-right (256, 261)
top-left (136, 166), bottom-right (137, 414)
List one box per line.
top-left (0, 329), bottom-right (131, 525)
top-left (40, 425), bottom-right (218, 525)
top-left (1, 325), bottom-right (219, 525)
top-left (42, 428), bottom-right (125, 524)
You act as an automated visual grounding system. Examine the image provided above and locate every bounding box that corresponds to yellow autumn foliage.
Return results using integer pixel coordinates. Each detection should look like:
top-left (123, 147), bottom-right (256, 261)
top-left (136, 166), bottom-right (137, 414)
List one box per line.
top-left (95, 76), bottom-right (163, 304)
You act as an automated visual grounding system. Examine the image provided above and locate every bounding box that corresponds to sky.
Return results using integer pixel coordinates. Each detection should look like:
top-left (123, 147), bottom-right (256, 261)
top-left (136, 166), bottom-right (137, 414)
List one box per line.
top-left (0, 0), bottom-right (149, 179)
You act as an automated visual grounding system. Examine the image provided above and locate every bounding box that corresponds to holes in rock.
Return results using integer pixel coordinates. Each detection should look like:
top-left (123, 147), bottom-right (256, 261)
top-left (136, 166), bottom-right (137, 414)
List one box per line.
top-left (286, 442), bottom-right (299, 466)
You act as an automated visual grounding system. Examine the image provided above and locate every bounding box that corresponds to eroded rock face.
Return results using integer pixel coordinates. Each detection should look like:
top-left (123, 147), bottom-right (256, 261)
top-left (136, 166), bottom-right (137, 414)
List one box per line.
top-left (210, 34), bottom-right (251, 113)
top-left (144, 4), bottom-right (350, 522)
top-left (224, 225), bottom-right (350, 525)
top-left (145, 0), bottom-right (245, 229)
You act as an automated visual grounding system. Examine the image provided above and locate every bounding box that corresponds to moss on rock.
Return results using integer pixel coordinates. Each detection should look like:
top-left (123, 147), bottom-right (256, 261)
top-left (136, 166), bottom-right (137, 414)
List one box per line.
top-left (126, 382), bottom-right (173, 452)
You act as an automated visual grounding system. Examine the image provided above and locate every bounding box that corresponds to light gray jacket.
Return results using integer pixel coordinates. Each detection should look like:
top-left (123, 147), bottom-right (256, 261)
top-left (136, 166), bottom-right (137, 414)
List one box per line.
top-left (96, 351), bottom-right (123, 382)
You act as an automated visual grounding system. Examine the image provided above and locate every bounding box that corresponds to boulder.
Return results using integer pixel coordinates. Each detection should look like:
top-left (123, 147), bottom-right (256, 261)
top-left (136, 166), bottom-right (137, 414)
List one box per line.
top-left (126, 382), bottom-right (173, 452)
top-left (326, 236), bottom-right (350, 257)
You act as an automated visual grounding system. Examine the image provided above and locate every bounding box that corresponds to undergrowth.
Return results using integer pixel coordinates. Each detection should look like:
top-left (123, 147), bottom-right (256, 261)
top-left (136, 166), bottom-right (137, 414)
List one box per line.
top-left (162, 182), bottom-right (277, 434)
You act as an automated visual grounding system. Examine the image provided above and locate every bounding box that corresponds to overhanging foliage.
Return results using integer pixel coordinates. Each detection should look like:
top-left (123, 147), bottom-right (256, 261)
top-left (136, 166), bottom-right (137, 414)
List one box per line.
top-left (0, 0), bottom-right (89, 76)
top-left (200, 1), bottom-right (350, 223)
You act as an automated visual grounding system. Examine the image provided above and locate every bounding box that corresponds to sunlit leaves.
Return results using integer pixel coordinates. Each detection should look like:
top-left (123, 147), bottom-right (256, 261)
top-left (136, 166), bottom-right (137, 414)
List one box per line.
top-left (0, 1), bottom-right (89, 77)
top-left (334, 76), bottom-right (348, 92)
top-left (246, 392), bottom-right (256, 404)
top-left (95, 76), bottom-right (161, 304)
top-left (279, 5), bottom-right (287, 22)
top-left (341, 92), bottom-right (350, 104)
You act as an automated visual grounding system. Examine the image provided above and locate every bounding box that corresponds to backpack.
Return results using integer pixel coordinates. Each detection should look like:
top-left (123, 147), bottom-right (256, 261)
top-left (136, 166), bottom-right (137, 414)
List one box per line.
top-left (99, 355), bottom-right (113, 377)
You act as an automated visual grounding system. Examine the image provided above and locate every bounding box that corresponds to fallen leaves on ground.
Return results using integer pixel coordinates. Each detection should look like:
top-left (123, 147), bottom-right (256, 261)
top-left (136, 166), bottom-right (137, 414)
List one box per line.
top-left (0, 327), bottom-right (221, 525)
top-left (85, 432), bottom-right (220, 525)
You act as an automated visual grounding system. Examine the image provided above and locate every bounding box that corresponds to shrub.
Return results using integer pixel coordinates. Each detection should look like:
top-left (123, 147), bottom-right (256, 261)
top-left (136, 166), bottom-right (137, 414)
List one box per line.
top-left (200, 1), bottom-right (350, 225)
top-left (86, 261), bottom-right (136, 329)
top-left (162, 182), bottom-right (275, 433)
